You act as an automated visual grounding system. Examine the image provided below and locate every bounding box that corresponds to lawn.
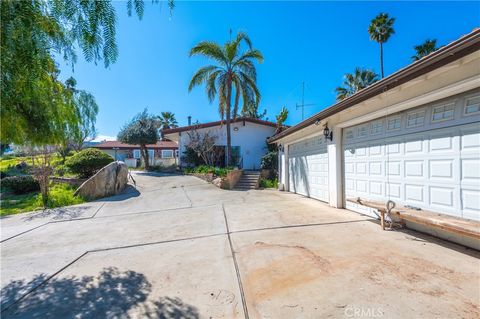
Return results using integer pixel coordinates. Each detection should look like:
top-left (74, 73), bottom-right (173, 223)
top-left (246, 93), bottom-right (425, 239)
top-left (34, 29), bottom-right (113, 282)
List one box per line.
top-left (1, 153), bottom-right (83, 216)
top-left (0, 183), bottom-right (84, 216)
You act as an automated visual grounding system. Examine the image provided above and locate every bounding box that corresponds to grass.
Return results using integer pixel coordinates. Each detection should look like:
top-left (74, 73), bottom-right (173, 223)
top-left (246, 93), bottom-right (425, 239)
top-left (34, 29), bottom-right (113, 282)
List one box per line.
top-left (259, 178), bottom-right (278, 189)
top-left (0, 183), bottom-right (84, 216)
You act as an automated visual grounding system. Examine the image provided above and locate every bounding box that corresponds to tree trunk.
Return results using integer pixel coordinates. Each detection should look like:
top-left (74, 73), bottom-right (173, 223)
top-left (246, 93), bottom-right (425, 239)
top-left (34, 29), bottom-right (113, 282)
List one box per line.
top-left (380, 42), bottom-right (384, 78)
top-left (225, 77), bottom-right (232, 167)
top-left (141, 145), bottom-right (149, 170)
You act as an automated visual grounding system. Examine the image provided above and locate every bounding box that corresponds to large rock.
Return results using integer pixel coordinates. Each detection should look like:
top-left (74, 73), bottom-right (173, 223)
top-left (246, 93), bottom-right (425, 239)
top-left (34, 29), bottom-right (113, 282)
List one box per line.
top-left (75, 161), bottom-right (129, 200)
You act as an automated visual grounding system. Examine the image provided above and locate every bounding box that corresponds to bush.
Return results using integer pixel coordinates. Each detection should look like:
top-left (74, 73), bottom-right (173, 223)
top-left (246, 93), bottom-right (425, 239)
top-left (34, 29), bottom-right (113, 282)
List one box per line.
top-left (259, 178), bottom-right (278, 189)
top-left (261, 151), bottom-right (278, 170)
top-left (184, 165), bottom-right (232, 177)
top-left (2, 175), bottom-right (40, 194)
top-left (38, 183), bottom-right (84, 208)
top-left (65, 148), bottom-right (114, 178)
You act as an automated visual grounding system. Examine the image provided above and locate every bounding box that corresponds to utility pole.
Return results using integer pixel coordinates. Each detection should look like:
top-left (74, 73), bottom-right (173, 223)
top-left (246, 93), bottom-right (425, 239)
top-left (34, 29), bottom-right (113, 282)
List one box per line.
top-left (296, 81), bottom-right (315, 121)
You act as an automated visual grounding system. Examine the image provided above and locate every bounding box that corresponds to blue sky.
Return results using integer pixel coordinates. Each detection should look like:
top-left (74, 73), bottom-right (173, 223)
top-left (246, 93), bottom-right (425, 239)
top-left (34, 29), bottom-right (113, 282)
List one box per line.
top-left (57, 1), bottom-right (480, 140)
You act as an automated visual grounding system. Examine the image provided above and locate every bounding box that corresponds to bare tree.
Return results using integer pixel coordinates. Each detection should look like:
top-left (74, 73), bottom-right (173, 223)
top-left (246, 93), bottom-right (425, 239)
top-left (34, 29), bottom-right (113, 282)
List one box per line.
top-left (186, 129), bottom-right (217, 166)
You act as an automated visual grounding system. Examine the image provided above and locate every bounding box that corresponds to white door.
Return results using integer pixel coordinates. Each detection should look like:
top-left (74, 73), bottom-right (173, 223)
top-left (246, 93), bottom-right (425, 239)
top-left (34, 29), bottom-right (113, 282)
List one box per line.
top-left (288, 135), bottom-right (329, 202)
top-left (343, 120), bottom-right (480, 221)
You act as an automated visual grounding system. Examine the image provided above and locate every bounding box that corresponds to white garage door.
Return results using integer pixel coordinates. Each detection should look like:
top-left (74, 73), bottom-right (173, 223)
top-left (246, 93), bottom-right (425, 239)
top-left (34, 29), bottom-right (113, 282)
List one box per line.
top-left (343, 97), bottom-right (480, 220)
top-left (288, 135), bottom-right (329, 202)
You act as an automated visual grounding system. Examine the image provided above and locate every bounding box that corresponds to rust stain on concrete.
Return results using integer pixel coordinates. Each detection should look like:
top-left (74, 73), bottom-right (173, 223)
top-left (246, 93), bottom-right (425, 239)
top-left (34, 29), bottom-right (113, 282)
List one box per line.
top-left (243, 241), bottom-right (330, 304)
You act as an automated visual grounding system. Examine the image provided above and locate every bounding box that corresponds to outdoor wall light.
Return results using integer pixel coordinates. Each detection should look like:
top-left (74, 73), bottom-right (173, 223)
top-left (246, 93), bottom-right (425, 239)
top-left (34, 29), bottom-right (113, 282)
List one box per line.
top-left (278, 144), bottom-right (284, 152)
top-left (233, 127), bottom-right (239, 131)
top-left (323, 124), bottom-right (333, 141)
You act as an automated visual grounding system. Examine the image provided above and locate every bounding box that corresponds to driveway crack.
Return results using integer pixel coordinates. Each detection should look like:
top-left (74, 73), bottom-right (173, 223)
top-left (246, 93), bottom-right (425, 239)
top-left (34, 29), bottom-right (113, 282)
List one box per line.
top-left (222, 204), bottom-right (250, 319)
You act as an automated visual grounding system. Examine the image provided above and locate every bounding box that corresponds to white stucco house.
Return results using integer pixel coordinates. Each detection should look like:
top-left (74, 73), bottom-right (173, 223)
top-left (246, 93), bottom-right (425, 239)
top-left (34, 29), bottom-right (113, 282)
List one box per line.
top-left (162, 117), bottom-right (278, 170)
top-left (94, 140), bottom-right (179, 168)
top-left (270, 29), bottom-right (480, 222)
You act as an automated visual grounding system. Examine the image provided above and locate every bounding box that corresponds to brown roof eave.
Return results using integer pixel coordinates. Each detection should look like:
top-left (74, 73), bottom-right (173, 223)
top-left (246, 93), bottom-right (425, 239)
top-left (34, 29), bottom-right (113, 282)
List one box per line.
top-left (269, 29), bottom-right (480, 143)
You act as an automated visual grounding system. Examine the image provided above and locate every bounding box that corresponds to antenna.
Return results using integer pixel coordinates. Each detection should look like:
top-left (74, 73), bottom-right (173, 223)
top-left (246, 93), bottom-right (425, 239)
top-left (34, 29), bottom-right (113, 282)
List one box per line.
top-left (296, 81), bottom-right (315, 121)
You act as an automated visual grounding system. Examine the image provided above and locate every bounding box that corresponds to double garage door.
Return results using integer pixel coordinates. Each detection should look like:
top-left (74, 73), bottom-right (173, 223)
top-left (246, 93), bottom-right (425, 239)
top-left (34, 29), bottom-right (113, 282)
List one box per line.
top-left (344, 121), bottom-right (480, 220)
top-left (288, 135), bottom-right (329, 202)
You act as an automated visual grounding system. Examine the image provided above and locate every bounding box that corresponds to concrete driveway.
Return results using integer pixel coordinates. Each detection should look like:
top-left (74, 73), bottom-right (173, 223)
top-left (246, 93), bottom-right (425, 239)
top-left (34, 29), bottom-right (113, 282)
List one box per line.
top-left (1, 173), bottom-right (479, 318)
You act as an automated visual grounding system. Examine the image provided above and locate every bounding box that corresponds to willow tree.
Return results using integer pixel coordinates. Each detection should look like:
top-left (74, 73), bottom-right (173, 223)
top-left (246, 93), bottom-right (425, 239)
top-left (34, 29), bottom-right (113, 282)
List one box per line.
top-left (1, 0), bottom-right (173, 145)
top-left (368, 13), bottom-right (395, 78)
top-left (335, 68), bottom-right (379, 101)
top-left (188, 31), bottom-right (263, 166)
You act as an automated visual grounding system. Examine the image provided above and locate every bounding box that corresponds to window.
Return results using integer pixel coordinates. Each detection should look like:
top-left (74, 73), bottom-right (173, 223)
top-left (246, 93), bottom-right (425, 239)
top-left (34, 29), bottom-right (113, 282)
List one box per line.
top-left (407, 110), bottom-right (426, 128)
top-left (358, 125), bottom-right (368, 138)
top-left (345, 129), bottom-right (354, 140)
top-left (148, 149), bottom-right (155, 159)
top-left (133, 149), bottom-right (141, 159)
top-left (370, 121), bottom-right (383, 135)
top-left (161, 150), bottom-right (174, 158)
top-left (464, 96), bottom-right (480, 115)
top-left (387, 117), bottom-right (401, 131)
top-left (432, 103), bottom-right (455, 122)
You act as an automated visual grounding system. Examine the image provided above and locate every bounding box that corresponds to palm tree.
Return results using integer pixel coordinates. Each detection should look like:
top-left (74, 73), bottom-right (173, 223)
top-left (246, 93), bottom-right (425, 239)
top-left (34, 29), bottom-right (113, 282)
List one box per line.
top-left (157, 111), bottom-right (178, 130)
top-left (188, 31), bottom-right (263, 166)
top-left (368, 13), bottom-right (395, 78)
top-left (335, 68), bottom-right (379, 101)
top-left (412, 39), bottom-right (438, 61)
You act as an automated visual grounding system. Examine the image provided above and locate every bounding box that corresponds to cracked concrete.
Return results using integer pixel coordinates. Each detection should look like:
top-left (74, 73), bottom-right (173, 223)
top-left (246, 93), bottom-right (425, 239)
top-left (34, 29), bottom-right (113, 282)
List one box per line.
top-left (1, 172), bottom-right (479, 318)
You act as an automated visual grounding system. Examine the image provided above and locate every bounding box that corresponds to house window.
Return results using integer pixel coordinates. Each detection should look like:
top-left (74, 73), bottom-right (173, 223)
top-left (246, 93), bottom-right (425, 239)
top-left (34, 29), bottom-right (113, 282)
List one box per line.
top-left (387, 116), bottom-right (401, 131)
top-left (345, 129), bottom-right (354, 140)
top-left (432, 103), bottom-right (455, 122)
top-left (358, 125), bottom-right (368, 138)
top-left (162, 150), bottom-right (174, 158)
top-left (407, 110), bottom-right (426, 128)
top-left (133, 149), bottom-right (141, 159)
top-left (370, 121), bottom-right (383, 135)
top-left (464, 96), bottom-right (480, 115)
top-left (148, 149), bottom-right (155, 159)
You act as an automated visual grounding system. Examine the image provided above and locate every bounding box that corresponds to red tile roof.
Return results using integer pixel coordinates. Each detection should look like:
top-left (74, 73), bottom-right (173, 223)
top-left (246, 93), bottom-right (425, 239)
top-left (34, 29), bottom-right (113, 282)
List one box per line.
top-left (162, 117), bottom-right (278, 134)
top-left (94, 140), bottom-right (178, 149)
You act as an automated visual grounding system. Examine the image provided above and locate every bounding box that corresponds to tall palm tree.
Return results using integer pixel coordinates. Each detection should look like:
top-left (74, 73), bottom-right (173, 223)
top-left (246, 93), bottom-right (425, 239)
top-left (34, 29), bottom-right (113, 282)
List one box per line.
top-left (157, 111), bottom-right (178, 130)
top-left (335, 68), bottom-right (379, 101)
top-left (411, 39), bottom-right (438, 61)
top-left (188, 31), bottom-right (263, 166)
top-left (368, 13), bottom-right (395, 78)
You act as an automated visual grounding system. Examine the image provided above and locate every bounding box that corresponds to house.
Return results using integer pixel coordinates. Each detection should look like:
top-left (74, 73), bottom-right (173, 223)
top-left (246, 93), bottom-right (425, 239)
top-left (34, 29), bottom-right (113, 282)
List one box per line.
top-left (94, 140), bottom-right (179, 168)
top-left (270, 29), bottom-right (480, 223)
top-left (162, 117), bottom-right (278, 170)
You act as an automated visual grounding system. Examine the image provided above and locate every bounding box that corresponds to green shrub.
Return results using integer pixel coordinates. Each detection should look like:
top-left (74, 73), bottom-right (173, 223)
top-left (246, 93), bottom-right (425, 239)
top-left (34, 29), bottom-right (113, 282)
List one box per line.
top-left (38, 183), bottom-right (84, 208)
top-left (1, 175), bottom-right (40, 194)
top-left (259, 178), bottom-right (278, 189)
top-left (65, 148), bottom-right (114, 178)
top-left (261, 151), bottom-right (278, 170)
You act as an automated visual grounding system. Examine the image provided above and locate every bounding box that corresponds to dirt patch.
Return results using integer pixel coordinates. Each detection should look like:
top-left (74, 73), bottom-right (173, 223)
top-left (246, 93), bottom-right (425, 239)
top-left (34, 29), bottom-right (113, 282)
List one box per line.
top-left (243, 241), bottom-right (331, 303)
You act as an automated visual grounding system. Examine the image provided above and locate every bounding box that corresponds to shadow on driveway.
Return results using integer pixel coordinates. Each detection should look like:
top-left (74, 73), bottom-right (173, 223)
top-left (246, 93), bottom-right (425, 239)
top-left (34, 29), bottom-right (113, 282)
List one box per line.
top-left (1, 267), bottom-right (199, 319)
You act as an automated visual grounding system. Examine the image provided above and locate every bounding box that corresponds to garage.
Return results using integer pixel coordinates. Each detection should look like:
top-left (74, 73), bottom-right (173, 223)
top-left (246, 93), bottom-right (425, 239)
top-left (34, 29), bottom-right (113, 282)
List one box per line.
top-left (343, 95), bottom-right (480, 220)
top-left (288, 135), bottom-right (329, 202)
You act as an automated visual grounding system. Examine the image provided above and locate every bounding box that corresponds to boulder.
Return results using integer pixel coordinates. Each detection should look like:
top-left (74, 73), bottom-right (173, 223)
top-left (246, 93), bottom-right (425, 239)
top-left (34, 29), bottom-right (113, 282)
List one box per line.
top-left (75, 161), bottom-right (129, 200)
top-left (212, 177), bottom-right (223, 188)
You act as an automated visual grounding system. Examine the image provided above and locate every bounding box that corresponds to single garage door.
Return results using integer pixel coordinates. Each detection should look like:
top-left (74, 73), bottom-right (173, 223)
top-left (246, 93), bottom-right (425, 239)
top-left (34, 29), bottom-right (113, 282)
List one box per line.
top-left (343, 98), bottom-right (480, 220)
top-left (288, 135), bottom-right (329, 202)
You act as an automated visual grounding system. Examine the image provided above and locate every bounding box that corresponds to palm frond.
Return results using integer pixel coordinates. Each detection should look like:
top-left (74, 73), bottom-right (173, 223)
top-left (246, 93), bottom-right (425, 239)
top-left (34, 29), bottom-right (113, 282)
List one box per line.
top-left (189, 41), bottom-right (227, 65)
top-left (188, 65), bottom-right (218, 91)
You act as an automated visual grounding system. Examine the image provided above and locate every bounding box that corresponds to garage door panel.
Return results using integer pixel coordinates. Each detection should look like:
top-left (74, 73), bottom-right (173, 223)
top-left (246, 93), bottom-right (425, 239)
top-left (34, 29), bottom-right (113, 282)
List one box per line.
top-left (344, 121), bottom-right (480, 220)
top-left (288, 135), bottom-right (329, 203)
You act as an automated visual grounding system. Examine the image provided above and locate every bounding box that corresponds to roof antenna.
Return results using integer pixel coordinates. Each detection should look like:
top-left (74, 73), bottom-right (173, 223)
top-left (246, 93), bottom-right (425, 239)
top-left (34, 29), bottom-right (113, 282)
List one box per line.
top-left (296, 81), bottom-right (316, 121)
